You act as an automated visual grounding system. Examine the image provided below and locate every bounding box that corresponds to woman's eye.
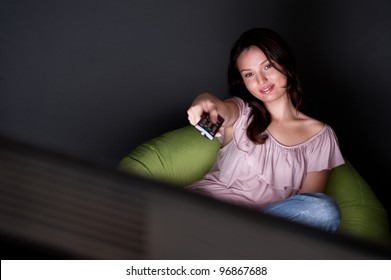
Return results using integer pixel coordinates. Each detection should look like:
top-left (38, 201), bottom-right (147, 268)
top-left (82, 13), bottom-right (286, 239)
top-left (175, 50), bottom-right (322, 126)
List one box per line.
top-left (244, 72), bottom-right (253, 78)
top-left (264, 64), bottom-right (272, 70)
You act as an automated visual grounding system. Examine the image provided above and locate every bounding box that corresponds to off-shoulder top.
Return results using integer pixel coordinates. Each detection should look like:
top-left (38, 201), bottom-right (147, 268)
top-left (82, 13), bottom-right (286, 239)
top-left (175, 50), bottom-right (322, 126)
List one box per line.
top-left (186, 97), bottom-right (345, 209)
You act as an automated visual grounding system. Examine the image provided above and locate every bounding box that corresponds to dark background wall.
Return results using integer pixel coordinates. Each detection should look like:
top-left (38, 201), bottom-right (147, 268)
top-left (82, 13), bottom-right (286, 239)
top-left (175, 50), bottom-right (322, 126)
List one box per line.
top-left (1, 0), bottom-right (390, 221)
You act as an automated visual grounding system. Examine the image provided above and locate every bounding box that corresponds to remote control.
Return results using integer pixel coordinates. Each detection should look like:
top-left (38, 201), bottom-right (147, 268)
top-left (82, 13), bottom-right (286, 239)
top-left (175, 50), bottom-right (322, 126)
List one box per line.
top-left (195, 113), bottom-right (224, 140)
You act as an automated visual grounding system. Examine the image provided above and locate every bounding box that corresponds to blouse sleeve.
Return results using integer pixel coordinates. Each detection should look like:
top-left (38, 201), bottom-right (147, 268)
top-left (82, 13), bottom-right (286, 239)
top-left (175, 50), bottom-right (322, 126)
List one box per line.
top-left (306, 125), bottom-right (345, 172)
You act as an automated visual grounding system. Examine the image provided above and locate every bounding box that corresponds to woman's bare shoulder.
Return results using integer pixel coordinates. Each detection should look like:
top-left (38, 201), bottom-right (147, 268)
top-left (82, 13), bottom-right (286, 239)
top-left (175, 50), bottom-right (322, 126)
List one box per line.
top-left (297, 113), bottom-right (325, 137)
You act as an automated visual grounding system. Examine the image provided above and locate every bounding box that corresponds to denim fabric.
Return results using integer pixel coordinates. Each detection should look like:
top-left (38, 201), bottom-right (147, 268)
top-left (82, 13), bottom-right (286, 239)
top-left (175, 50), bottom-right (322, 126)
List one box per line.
top-left (261, 192), bottom-right (341, 233)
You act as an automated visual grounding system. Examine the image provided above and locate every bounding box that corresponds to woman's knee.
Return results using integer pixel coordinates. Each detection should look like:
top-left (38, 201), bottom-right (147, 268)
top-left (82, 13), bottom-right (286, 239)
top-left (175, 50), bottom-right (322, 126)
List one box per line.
top-left (262, 192), bottom-right (341, 233)
top-left (299, 192), bottom-right (341, 232)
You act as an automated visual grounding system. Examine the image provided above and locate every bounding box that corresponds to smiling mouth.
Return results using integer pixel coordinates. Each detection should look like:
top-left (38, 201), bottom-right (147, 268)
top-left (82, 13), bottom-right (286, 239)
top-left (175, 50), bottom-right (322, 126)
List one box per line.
top-left (260, 85), bottom-right (274, 94)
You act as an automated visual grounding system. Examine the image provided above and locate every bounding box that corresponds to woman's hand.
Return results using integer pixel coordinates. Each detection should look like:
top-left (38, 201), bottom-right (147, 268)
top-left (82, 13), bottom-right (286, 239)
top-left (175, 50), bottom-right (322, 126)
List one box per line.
top-left (187, 92), bottom-right (239, 144)
top-left (187, 92), bottom-right (222, 125)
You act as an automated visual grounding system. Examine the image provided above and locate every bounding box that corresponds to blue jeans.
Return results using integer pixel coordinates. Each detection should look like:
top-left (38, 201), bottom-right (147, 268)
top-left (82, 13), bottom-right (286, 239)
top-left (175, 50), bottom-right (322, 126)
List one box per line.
top-left (261, 193), bottom-right (341, 233)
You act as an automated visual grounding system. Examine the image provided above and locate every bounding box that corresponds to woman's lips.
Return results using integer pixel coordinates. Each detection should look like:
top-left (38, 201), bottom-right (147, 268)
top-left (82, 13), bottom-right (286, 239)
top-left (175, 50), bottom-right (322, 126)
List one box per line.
top-left (260, 85), bottom-right (274, 94)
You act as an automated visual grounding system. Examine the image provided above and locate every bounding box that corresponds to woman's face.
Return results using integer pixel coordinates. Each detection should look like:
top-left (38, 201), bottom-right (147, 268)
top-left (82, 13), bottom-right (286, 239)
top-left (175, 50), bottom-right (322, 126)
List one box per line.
top-left (236, 46), bottom-right (288, 104)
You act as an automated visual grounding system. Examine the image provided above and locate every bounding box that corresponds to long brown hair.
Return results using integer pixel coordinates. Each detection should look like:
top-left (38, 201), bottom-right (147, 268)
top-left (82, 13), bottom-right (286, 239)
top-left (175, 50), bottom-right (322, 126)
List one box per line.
top-left (228, 28), bottom-right (303, 144)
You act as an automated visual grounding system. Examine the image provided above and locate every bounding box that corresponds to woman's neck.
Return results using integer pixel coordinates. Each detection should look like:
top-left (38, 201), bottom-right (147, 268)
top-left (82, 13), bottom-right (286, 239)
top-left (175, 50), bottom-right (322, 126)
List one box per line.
top-left (265, 94), bottom-right (299, 122)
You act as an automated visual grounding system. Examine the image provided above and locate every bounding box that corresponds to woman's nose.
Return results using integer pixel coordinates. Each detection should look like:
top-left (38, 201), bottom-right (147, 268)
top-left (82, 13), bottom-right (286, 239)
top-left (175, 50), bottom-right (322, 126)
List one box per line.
top-left (257, 74), bottom-right (267, 84)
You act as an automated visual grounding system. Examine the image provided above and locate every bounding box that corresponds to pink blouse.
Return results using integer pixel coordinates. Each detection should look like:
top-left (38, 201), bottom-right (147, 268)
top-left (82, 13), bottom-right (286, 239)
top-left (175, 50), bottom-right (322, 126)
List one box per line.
top-left (186, 97), bottom-right (345, 209)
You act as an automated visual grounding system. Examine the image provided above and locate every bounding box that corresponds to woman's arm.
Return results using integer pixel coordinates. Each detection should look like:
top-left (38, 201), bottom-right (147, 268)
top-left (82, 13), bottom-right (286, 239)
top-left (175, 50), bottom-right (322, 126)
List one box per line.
top-left (299, 170), bottom-right (330, 193)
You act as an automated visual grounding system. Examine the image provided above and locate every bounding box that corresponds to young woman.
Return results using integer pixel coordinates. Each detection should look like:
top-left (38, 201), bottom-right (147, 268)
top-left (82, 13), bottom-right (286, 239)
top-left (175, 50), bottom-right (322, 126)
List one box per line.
top-left (186, 28), bottom-right (345, 233)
